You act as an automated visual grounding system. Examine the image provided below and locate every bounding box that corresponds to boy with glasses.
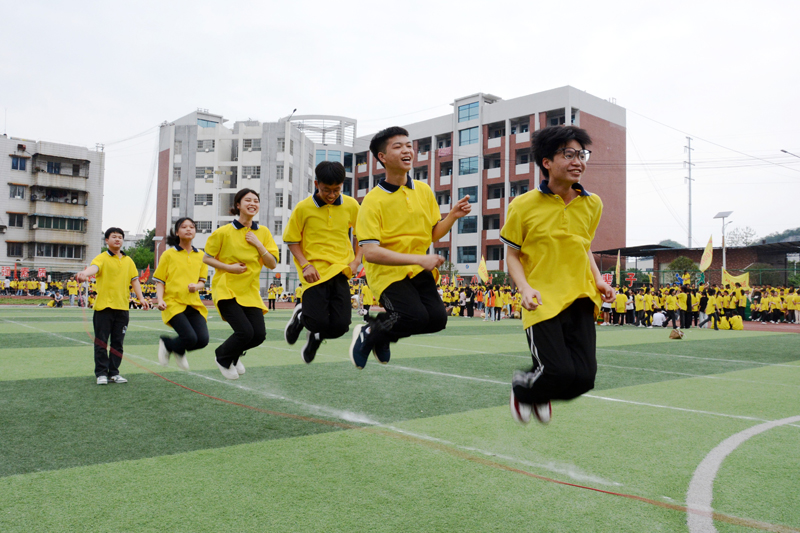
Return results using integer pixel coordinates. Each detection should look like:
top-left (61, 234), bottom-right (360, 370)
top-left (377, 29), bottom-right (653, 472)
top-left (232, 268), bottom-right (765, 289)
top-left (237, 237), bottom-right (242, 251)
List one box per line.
top-left (503, 126), bottom-right (615, 425)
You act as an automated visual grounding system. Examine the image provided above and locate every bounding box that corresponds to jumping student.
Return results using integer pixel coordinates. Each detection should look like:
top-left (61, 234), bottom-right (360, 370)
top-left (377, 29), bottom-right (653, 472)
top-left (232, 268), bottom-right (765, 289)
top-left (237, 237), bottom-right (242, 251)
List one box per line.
top-left (153, 217), bottom-right (209, 371)
top-left (503, 125), bottom-right (615, 425)
top-left (76, 227), bottom-right (149, 385)
top-left (349, 126), bottom-right (471, 368)
top-left (203, 189), bottom-right (278, 380)
top-left (283, 161), bottom-right (362, 363)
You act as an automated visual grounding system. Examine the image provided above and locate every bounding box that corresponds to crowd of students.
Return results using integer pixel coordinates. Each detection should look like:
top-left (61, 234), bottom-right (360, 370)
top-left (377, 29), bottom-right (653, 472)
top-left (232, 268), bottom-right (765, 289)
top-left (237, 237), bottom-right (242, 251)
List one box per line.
top-left (598, 283), bottom-right (799, 330)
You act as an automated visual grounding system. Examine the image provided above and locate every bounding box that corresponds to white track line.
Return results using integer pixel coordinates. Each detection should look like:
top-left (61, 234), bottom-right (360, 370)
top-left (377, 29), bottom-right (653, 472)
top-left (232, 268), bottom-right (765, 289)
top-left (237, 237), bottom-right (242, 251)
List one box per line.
top-left (597, 348), bottom-right (800, 369)
top-left (686, 415), bottom-right (800, 533)
top-left (597, 363), bottom-right (800, 389)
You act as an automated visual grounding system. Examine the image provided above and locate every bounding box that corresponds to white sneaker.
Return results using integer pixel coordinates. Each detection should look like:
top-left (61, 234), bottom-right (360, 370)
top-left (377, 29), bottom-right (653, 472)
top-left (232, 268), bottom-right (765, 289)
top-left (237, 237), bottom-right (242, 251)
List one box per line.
top-left (509, 390), bottom-right (531, 424)
top-left (109, 375), bottom-right (128, 384)
top-left (216, 360), bottom-right (239, 380)
top-left (533, 402), bottom-right (551, 424)
top-left (158, 338), bottom-right (170, 367)
top-left (174, 354), bottom-right (189, 371)
top-left (96, 375), bottom-right (108, 385)
top-left (234, 360), bottom-right (246, 375)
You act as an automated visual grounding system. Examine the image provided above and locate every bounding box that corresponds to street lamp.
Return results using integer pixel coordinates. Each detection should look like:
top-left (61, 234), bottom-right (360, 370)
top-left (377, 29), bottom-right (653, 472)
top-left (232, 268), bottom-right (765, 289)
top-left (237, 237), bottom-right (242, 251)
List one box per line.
top-left (714, 211), bottom-right (733, 270)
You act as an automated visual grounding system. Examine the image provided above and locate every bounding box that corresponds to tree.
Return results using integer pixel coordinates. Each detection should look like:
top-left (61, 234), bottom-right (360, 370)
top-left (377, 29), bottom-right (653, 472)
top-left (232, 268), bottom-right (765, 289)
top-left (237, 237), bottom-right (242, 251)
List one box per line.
top-left (744, 262), bottom-right (783, 286)
top-left (667, 256), bottom-right (698, 273)
top-left (726, 226), bottom-right (758, 247)
top-left (763, 227), bottom-right (800, 244)
top-left (125, 246), bottom-right (154, 271)
top-left (659, 239), bottom-right (685, 249)
top-left (141, 228), bottom-right (156, 252)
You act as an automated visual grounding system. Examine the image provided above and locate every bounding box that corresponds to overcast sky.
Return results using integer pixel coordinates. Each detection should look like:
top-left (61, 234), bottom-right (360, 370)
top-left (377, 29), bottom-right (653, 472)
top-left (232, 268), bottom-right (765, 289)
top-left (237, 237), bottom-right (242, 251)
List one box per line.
top-left (2, 0), bottom-right (799, 247)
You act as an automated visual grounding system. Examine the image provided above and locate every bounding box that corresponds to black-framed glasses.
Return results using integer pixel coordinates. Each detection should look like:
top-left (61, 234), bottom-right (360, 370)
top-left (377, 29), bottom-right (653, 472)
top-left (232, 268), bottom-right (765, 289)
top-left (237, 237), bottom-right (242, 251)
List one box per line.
top-left (556, 148), bottom-right (591, 162)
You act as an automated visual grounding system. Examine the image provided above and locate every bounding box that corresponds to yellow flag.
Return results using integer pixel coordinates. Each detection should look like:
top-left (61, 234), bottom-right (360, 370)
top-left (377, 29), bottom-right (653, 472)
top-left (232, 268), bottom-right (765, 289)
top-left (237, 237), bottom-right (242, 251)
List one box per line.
top-left (722, 269), bottom-right (750, 289)
top-left (615, 250), bottom-right (621, 286)
top-left (478, 256), bottom-right (489, 284)
top-left (699, 235), bottom-right (713, 272)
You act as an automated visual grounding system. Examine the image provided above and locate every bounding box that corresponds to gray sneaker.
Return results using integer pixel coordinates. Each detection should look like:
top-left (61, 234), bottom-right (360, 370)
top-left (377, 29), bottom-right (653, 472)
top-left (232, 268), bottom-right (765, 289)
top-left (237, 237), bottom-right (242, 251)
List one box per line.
top-left (96, 375), bottom-right (108, 385)
top-left (109, 375), bottom-right (128, 384)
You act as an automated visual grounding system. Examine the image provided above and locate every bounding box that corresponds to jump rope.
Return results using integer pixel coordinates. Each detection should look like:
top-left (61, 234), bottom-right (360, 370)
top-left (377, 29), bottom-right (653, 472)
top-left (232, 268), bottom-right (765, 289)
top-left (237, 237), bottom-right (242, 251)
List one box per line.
top-left (74, 284), bottom-right (797, 533)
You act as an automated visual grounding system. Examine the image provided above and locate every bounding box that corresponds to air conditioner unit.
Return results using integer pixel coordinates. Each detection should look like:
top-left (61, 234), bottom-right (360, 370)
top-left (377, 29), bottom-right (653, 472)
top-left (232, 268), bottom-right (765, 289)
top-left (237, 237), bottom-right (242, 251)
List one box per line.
top-left (203, 202), bottom-right (208, 206)
top-left (32, 224), bottom-right (38, 229)
top-left (203, 229), bottom-right (210, 233)
top-left (246, 175), bottom-right (251, 179)
top-left (205, 178), bottom-right (213, 183)
top-left (205, 149), bottom-right (210, 153)
top-left (247, 148), bottom-right (252, 152)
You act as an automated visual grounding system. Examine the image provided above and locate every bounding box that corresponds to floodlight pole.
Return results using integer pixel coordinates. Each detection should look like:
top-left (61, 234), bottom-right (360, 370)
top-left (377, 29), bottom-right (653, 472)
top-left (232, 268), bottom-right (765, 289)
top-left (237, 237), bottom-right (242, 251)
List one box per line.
top-left (721, 217), bottom-right (731, 270)
top-left (685, 137), bottom-right (694, 248)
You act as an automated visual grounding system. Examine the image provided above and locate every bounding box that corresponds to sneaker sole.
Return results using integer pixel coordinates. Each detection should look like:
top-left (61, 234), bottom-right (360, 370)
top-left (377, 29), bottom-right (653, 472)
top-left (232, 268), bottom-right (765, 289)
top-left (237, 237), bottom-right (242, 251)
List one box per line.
top-left (158, 340), bottom-right (170, 367)
top-left (509, 391), bottom-right (531, 424)
top-left (533, 402), bottom-right (552, 424)
top-left (349, 324), bottom-right (365, 369)
top-left (175, 355), bottom-right (189, 371)
top-left (284, 304), bottom-right (303, 345)
top-left (372, 347), bottom-right (389, 365)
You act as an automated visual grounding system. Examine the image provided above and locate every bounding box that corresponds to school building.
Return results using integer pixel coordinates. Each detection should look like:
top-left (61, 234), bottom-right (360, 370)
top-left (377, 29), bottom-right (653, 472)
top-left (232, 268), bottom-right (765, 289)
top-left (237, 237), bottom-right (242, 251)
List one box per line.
top-left (156, 86), bottom-right (626, 289)
top-left (0, 134), bottom-right (105, 279)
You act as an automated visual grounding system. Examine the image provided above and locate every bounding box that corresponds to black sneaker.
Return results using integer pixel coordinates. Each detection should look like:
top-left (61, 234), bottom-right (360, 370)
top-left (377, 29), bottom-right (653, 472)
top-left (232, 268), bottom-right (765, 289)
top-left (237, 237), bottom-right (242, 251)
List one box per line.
top-left (302, 331), bottom-right (322, 364)
top-left (284, 303), bottom-right (303, 345)
top-left (372, 341), bottom-right (390, 364)
top-left (349, 324), bottom-right (369, 369)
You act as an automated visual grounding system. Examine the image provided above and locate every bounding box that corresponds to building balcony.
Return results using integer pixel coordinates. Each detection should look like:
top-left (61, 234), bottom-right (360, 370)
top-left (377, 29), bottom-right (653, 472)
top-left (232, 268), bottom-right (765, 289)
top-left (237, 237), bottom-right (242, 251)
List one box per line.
top-left (439, 203), bottom-right (450, 214)
top-left (486, 198), bottom-right (502, 210)
top-left (515, 131), bottom-right (530, 144)
top-left (357, 188), bottom-right (368, 197)
top-left (487, 137), bottom-right (502, 149)
top-left (29, 200), bottom-right (87, 217)
top-left (29, 228), bottom-right (88, 245)
top-left (440, 174), bottom-right (451, 186)
top-left (417, 151), bottom-right (429, 162)
top-left (515, 163), bottom-right (530, 175)
top-left (355, 163), bottom-right (368, 176)
top-left (439, 233), bottom-right (449, 243)
top-left (486, 260), bottom-right (500, 270)
top-left (437, 146), bottom-right (452, 158)
top-left (33, 173), bottom-right (88, 191)
top-left (484, 229), bottom-right (500, 240)
top-left (486, 167), bottom-right (501, 180)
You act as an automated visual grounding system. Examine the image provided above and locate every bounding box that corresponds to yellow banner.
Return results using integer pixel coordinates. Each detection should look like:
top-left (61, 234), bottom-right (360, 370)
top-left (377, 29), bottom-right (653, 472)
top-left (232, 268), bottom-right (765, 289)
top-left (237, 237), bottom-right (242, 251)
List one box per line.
top-left (478, 256), bottom-right (489, 284)
top-left (699, 235), bottom-right (713, 272)
top-left (722, 269), bottom-right (750, 289)
top-left (615, 251), bottom-right (621, 286)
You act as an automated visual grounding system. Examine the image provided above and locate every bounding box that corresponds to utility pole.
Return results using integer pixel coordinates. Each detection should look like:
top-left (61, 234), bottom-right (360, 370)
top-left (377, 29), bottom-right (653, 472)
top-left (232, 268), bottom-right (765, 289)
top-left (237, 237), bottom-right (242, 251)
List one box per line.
top-left (685, 137), bottom-right (694, 248)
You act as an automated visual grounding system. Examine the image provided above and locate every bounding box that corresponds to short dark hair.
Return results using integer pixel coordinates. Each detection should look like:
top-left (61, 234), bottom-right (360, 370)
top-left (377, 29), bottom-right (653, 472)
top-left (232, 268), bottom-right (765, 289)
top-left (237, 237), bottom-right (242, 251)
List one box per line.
top-left (104, 227), bottom-right (124, 239)
top-left (166, 217), bottom-right (196, 246)
top-left (369, 126), bottom-right (409, 163)
top-left (230, 188), bottom-right (260, 216)
top-left (531, 125), bottom-right (592, 179)
top-left (315, 161), bottom-right (345, 185)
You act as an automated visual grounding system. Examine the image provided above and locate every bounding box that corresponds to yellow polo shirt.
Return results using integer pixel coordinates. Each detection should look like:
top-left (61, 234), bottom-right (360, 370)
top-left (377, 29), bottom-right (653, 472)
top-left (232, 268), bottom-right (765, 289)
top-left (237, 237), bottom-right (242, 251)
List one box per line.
top-left (283, 193), bottom-right (359, 289)
top-left (614, 292), bottom-right (627, 313)
top-left (153, 245), bottom-right (209, 324)
top-left (67, 280), bottom-right (79, 296)
top-left (204, 220), bottom-right (278, 315)
top-left (677, 292), bottom-right (688, 311)
top-left (90, 250), bottom-right (139, 311)
top-left (500, 181), bottom-right (602, 329)
top-left (356, 176), bottom-right (441, 299)
top-left (361, 284), bottom-right (374, 305)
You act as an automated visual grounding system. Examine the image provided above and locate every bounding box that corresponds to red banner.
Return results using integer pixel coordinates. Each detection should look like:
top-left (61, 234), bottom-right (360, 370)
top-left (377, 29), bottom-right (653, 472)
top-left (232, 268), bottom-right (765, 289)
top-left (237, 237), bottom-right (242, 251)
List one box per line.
top-left (20, 268), bottom-right (29, 279)
top-left (1, 266), bottom-right (9, 277)
top-left (602, 273), bottom-right (613, 285)
top-left (38, 268), bottom-right (47, 279)
top-left (625, 272), bottom-right (636, 287)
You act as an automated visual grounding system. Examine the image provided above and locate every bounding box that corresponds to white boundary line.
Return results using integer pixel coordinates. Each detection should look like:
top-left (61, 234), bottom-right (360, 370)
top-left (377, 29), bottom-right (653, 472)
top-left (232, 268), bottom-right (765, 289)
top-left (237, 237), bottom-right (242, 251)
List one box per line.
top-left (686, 415), bottom-right (800, 533)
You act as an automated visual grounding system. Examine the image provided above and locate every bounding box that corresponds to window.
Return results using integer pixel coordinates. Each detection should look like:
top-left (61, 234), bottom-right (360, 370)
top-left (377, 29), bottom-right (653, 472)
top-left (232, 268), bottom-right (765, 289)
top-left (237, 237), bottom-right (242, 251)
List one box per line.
top-left (459, 127), bottom-right (479, 146)
top-left (458, 186), bottom-right (478, 203)
top-left (517, 151), bottom-right (530, 165)
top-left (47, 161), bottom-right (61, 174)
top-left (488, 186), bottom-right (505, 199)
top-left (308, 153), bottom-right (314, 168)
top-left (7, 242), bottom-right (23, 257)
top-left (274, 220), bottom-right (282, 235)
top-left (9, 214), bottom-right (24, 227)
top-left (436, 191), bottom-right (450, 205)
top-left (435, 248), bottom-right (449, 261)
top-left (343, 153), bottom-right (353, 172)
top-left (9, 185), bottom-right (25, 199)
top-left (196, 221), bottom-right (212, 232)
top-left (243, 138), bottom-right (261, 151)
top-left (488, 246), bottom-right (504, 261)
top-left (35, 243), bottom-right (84, 259)
top-left (358, 177), bottom-right (369, 190)
top-left (510, 182), bottom-right (529, 197)
top-left (174, 140), bottom-right (182, 154)
top-left (457, 246), bottom-right (477, 264)
top-left (437, 139), bottom-right (451, 149)
top-left (194, 194), bottom-right (213, 206)
top-left (197, 139), bottom-right (215, 152)
top-left (11, 157), bottom-right (27, 171)
top-left (549, 113), bottom-right (576, 126)
top-left (288, 167), bottom-right (293, 183)
top-left (276, 192), bottom-right (284, 208)
top-left (289, 140), bottom-right (294, 155)
top-left (172, 191), bottom-right (180, 208)
top-left (277, 138), bottom-right (285, 152)
top-left (458, 156), bottom-right (478, 175)
top-left (288, 194), bottom-right (293, 209)
top-left (483, 216), bottom-right (500, 230)
top-left (35, 216), bottom-right (85, 232)
top-left (327, 150), bottom-right (341, 163)
top-left (458, 102), bottom-right (479, 122)
top-left (196, 167), bottom-right (213, 179)
top-left (315, 150), bottom-right (326, 167)
top-left (458, 216), bottom-right (477, 234)
top-left (197, 119), bottom-right (218, 128)
top-left (342, 178), bottom-right (352, 196)
top-left (276, 165), bottom-right (284, 180)
top-left (242, 166), bottom-right (261, 178)
top-left (414, 169), bottom-right (428, 181)
top-left (173, 166), bottom-right (181, 179)
top-left (72, 164), bottom-right (80, 176)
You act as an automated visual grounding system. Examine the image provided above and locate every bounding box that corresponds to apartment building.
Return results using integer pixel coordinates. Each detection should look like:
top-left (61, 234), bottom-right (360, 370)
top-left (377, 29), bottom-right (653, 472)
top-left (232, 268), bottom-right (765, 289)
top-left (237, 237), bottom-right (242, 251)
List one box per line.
top-left (349, 86), bottom-right (626, 276)
top-left (1, 134), bottom-right (104, 276)
top-left (155, 110), bottom-right (336, 288)
top-left (157, 86), bottom-right (625, 289)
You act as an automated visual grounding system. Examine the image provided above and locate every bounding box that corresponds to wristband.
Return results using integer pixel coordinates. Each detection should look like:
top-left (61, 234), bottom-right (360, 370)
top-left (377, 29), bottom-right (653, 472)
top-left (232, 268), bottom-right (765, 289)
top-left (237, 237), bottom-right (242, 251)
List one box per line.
top-left (302, 263), bottom-right (312, 271)
top-left (260, 250), bottom-right (271, 257)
